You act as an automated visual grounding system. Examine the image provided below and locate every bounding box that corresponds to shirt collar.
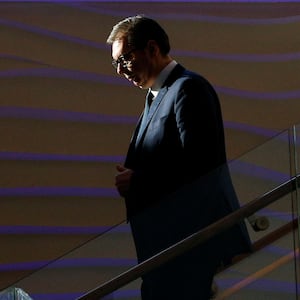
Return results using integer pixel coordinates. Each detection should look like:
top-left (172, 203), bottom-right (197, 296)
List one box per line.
top-left (150, 60), bottom-right (177, 98)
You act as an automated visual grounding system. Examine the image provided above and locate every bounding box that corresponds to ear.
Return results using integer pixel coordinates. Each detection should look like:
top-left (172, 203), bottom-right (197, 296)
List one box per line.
top-left (147, 40), bottom-right (159, 55)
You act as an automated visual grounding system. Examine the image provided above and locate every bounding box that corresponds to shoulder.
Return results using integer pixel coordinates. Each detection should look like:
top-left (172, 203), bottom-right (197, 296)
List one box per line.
top-left (169, 65), bottom-right (216, 94)
top-left (168, 64), bottom-right (211, 85)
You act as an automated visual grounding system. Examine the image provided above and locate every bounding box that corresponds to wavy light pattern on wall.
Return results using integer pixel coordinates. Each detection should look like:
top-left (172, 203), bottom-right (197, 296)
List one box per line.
top-left (2, 67), bottom-right (300, 99)
top-left (1, 2), bottom-right (299, 298)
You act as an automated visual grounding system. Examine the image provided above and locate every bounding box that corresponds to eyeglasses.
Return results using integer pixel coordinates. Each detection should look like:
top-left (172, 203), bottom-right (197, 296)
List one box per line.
top-left (112, 48), bottom-right (137, 69)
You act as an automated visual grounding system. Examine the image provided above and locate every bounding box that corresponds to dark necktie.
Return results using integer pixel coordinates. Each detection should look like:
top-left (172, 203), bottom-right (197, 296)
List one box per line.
top-left (136, 90), bottom-right (154, 143)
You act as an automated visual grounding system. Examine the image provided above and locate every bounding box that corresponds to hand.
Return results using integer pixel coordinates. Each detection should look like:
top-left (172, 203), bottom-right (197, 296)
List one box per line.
top-left (115, 164), bottom-right (134, 197)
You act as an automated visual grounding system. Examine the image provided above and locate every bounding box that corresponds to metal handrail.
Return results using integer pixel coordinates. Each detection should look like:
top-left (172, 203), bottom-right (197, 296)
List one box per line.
top-left (77, 175), bottom-right (299, 300)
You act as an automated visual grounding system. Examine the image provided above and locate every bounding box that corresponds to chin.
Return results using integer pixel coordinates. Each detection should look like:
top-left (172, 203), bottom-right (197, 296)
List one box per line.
top-left (138, 85), bottom-right (149, 90)
top-left (139, 82), bottom-right (152, 90)
top-left (134, 82), bottom-right (147, 89)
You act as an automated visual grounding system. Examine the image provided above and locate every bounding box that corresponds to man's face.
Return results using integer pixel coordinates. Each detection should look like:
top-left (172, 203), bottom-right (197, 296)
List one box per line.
top-left (111, 38), bottom-right (156, 89)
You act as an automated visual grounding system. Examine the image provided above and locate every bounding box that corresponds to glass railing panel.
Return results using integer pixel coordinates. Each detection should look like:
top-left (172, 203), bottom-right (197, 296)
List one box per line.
top-left (297, 124), bottom-right (300, 295)
top-left (291, 123), bottom-right (300, 293)
top-left (294, 123), bottom-right (300, 238)
top-left (6, 126), bottom-right (300, 300)
top-left (3, 223), bottom-right (136, 300)
top-left (229, 128), bottom-right (292, 244)
top-left (215, 200), bottom-right (299, 299)
top-left (215, 126), bottom-right (299, 299)
top-left (5, 222), bottom-right (138, 299)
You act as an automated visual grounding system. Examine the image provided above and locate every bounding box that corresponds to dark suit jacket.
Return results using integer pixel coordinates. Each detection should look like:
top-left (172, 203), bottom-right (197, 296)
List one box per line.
top-left (124, 64), bottom-right (251, 262)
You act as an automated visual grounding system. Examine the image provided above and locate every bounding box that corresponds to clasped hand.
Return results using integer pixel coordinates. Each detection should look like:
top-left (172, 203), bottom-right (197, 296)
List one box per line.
top-left (115, 164), bottom-right (134, 197)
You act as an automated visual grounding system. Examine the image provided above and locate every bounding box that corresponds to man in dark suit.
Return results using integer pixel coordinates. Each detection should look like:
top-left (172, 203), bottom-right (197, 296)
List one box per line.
top-left (107, 15), bottom-right (251, 299)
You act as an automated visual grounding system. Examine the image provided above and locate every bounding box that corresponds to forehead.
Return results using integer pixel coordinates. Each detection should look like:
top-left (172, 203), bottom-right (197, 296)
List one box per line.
top-left (112, 38), bottom-right (130, 59)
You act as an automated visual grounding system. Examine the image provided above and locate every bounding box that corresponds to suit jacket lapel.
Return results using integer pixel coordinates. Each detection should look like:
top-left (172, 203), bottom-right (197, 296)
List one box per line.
top-left (132, 64), bottom-right (186, 148)
top-left (134, 87), bottom-right (168, 147)
top-left (147, 87), bottom-right (167, 123)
